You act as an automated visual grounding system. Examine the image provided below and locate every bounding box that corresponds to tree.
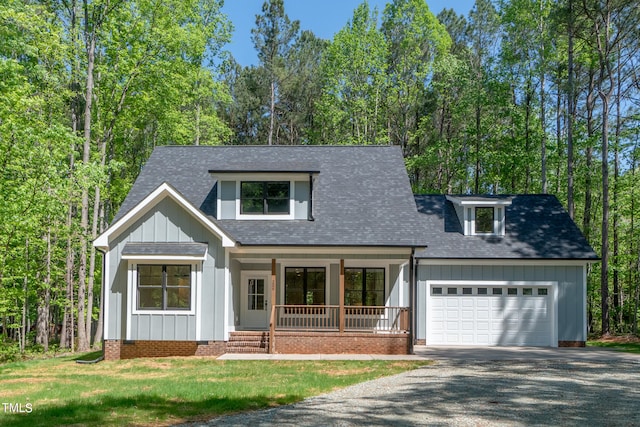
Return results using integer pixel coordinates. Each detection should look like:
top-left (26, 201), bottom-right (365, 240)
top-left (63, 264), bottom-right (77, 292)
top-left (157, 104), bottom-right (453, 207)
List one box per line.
top-left (317, 2), bottom-right (389, 145)
top-left (251, 0), bottom-right (300, 145)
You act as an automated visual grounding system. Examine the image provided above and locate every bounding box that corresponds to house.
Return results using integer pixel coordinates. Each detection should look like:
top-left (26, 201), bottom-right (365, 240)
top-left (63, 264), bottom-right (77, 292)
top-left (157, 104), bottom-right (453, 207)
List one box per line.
top-left (94, 146), bottom-right (598, 360)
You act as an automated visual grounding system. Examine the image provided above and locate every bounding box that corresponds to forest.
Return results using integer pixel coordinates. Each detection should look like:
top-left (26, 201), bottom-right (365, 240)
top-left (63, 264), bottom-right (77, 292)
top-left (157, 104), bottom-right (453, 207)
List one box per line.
top-left (0, 0), bottom-right (638, 359)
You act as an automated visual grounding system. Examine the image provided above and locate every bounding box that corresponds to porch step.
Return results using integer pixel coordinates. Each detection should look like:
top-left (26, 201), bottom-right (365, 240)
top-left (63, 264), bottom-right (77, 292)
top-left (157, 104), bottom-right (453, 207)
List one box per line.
top-left (227, 331), bottom-right (269, 354)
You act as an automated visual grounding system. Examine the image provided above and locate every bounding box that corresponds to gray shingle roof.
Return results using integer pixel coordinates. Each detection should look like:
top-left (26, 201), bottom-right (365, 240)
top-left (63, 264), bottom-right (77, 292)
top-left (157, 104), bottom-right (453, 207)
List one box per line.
top-left (121, 242), bottom-right (208, 257)
top-left (414, 195), bottom-right (599, 260)
top-left (112, 145), bottom-right (427, 247)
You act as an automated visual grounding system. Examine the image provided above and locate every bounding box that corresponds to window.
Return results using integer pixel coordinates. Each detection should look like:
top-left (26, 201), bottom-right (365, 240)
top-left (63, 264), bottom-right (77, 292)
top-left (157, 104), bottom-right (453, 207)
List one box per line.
top-left (492, 288), bottom-right (502, 295)
top-left (462, 287), bottom-right (473, 295)
top-left (240, 181), bottom-right (290, 215)
top-left (285, 267), bottom-right (325, 305)
top-left (523, 288), bottom-right (533, 296)
top-left (477, 287), bottom-right (488, 295)
top-left (137, 265), bottom-right (191, 310)
top-left (538, 288), bottom-right (548, 296)
top-left (475, 207), bottom-right (494, 234)
top-left (508, 288), bottom-right (518, 295)
top-left (447, 287), bottom-right (458, 295)
top-left (344, 268), bottom-right (384, 306)
top-left (432, 287), bottom-right (443, 295)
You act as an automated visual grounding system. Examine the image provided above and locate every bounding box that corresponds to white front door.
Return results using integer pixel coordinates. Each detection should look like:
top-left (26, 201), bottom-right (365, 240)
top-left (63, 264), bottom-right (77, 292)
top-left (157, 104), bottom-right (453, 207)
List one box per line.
top-left (241, 272), bottom-right (271, 329)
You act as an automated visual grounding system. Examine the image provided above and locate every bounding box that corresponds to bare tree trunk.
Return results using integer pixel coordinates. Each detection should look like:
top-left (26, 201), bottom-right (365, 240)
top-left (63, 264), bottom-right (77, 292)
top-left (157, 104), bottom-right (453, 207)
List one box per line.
top-left (36, 228), bottom-right (51, 351)
top-left (77, 17), bottom-right (100, 352)
top-left (268, 79), bottom-right (275, 145)
top-left (566, 0), bottom-right (575, 219)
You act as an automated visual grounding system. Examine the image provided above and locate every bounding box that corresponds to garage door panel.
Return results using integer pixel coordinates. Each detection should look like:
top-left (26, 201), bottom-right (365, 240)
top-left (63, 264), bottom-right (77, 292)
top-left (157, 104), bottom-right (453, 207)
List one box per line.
top-left (428, 285), bottom-right (553, 346)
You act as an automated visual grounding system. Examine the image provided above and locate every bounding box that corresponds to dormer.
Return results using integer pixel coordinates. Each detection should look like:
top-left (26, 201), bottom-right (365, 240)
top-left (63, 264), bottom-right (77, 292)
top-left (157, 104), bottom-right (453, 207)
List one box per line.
top-left (446, 195), bottom-right (513, 237)
top-left (210, 165), bottom-right (319, 221)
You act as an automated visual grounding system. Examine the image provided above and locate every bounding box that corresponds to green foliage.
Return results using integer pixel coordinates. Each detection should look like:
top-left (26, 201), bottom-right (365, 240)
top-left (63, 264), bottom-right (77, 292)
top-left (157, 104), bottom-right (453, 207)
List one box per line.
top-left (317, 2), bottom-right (390, 145)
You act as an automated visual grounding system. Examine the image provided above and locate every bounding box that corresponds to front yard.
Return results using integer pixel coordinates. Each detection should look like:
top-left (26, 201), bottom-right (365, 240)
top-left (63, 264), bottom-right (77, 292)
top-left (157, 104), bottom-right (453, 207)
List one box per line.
top-left (0, 353), bottom-right (429, 426)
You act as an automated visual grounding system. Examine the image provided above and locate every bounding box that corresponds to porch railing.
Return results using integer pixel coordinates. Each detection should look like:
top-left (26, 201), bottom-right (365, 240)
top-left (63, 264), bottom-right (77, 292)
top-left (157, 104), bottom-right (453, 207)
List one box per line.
top-left (273, 305), bottom-right (409, 333)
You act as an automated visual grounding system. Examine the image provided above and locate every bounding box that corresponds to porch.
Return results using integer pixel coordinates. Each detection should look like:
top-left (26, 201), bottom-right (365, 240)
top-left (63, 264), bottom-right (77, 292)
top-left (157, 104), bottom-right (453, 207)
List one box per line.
top-left (230, 256), bottom-right (412, 355)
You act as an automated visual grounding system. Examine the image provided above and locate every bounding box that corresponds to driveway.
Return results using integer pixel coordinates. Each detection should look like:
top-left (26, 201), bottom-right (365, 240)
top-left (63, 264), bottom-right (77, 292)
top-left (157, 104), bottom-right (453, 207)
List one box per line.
top-left (191, 348), bottom-right (640, 426)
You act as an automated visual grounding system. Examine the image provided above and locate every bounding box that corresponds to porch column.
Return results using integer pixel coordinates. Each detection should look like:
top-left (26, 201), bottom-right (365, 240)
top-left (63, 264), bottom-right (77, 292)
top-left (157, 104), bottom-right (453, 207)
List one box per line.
top-left (269, 258), bottom-right (276, 353)
top-left (339, 259), bottom-right (345, 334)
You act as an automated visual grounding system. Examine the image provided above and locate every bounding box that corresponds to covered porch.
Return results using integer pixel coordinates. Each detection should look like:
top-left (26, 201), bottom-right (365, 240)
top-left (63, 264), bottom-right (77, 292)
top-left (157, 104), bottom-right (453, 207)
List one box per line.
top-left (228, 250), bottom-right (413, 354)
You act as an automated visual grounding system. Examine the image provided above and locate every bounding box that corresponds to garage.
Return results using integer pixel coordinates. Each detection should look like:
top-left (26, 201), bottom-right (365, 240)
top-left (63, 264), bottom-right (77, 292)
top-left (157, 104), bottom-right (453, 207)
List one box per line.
top-left (427, 283), bottom-right (556, 346)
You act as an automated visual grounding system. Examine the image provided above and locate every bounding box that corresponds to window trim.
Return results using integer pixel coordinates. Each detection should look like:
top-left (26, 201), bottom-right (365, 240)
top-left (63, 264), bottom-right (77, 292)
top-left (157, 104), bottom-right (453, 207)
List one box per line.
top-left (344, 267), bottom-right (386, 307)
top-left (236, 180), bottom-right (295, 220)
top-left (129, 261), bottom-right (198, 316)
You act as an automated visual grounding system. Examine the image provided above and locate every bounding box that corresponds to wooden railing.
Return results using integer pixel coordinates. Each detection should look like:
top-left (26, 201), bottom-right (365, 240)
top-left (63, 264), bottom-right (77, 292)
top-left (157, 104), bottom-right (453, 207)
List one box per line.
top-left (274, 305), bottom-right (409, 333)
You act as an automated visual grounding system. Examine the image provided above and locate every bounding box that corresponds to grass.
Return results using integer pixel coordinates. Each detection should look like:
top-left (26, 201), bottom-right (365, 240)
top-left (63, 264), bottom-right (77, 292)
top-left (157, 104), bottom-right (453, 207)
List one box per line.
top-left (0, 354), bottom-right (430, 426)
top-left (588, 335), bottom-right (640, 354)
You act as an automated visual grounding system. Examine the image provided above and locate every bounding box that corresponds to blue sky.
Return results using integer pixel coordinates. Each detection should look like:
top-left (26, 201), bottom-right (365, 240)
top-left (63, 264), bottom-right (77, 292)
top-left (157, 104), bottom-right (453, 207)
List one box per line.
top-left (222, 0), bottom-right (476, 67)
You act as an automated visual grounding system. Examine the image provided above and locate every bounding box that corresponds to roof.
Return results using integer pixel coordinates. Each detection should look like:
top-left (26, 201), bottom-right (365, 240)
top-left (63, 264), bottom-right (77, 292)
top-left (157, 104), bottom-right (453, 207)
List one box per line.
top-left (111, 145), bottom-right (427, 247)
top-left (121, 242), bottom-right (208, 258)
top-left (414, 194), bottom-right (599, 260)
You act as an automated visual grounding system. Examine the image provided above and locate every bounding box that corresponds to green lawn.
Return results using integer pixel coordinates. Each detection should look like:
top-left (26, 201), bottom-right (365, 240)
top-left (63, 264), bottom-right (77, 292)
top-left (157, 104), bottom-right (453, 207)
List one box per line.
top-left (587, 339), bottom-right (640, 354)
top-left (0, 354), bottom-right (430, 426)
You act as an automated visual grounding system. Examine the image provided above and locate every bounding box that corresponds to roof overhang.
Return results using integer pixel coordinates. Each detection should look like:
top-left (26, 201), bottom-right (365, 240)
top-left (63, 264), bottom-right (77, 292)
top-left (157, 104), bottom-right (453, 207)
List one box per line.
top-left (93, 182), bottom-right (236, 251)
top-left (121, 242), bottom-right (209, 261)
top-left (416, 258), bottom-right (597, 266)
top-left (446, 195), bottom-right (513, 206)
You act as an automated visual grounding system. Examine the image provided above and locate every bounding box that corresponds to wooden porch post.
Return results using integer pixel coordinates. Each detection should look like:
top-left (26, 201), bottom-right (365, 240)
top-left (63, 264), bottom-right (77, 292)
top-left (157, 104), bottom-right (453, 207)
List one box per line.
top-left (339, 259), bottom-right (345, 334)
top-left (269, 258), bottom-right (276, 353)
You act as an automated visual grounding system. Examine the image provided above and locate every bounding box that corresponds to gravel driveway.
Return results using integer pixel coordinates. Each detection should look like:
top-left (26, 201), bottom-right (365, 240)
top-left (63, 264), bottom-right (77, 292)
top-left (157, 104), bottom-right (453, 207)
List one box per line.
top-left (187, 351), bottom-right (640, 426)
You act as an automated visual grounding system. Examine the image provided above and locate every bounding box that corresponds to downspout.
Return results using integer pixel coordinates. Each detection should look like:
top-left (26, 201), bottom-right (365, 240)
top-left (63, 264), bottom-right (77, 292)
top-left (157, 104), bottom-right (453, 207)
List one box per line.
top-left (409, 247), bottom-right (416, 354)
top-left (308, 173), bottom-right (315, 221)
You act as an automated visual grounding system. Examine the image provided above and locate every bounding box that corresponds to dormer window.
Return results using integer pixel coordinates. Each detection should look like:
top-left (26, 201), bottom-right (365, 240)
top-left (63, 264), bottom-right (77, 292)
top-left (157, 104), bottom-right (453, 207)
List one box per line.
top-left (474, 207), bottom-right (494, 234)
top-left (446, 195), bottom-right (512, 237)
top-left (241, 181), bottom-right (290, 215)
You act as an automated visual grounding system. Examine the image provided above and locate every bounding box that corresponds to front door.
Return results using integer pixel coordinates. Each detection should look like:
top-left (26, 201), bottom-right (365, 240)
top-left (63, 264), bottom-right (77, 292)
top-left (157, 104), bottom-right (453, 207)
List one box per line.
top-left (241, 272), bottom-right (271, 329)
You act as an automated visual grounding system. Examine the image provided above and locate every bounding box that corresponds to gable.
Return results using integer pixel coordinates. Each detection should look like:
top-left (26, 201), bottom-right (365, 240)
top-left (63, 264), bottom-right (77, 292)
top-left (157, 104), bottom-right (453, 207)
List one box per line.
top-left (94, 182), bottom-right (235, 250)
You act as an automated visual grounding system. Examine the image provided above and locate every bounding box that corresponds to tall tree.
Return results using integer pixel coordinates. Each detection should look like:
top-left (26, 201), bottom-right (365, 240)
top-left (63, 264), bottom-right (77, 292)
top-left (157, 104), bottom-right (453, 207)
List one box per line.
top-left (317, 2), bottom-right (389, 145)
top-left (251, 0), bottom-right (300, 145)
top-left (381, 0), bottom-right (450, 155)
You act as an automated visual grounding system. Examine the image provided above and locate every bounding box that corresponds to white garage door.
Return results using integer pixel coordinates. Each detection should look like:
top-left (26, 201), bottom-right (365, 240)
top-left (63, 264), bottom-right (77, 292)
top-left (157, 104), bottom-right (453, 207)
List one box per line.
top-left (427, 284), bottom-right (554, 346)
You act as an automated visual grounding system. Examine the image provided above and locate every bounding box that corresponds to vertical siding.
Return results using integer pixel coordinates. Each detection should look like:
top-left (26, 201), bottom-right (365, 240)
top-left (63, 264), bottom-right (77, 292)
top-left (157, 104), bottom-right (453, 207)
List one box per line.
top-left (294, 180), bottom-right (310, 219)
top-left (108, 197), bottom-right (225, 341)
top-left (220, 181), bottom-right (236, 219)
top-left (416, 263), bottom-right (586, 342)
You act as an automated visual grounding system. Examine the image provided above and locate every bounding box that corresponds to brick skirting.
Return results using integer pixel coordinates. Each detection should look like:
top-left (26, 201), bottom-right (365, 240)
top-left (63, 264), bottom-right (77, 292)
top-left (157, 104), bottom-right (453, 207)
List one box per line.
top-left (273, 331), bottom-right (410, 355)
top-left (558, 340), bottom-right (586, 347)
top-left (103, 340), bottom-right (226, 360)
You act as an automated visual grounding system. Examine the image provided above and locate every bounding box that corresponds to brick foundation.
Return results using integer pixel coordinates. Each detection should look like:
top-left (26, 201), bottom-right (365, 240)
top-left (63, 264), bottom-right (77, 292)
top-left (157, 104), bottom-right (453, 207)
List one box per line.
top-left (273, 332), bottom-right (410, 355)
top-left (414, 339), bottom-right (426, 346)
top-left (103, 340), bottom-right (227, 360)
top-left (558, 340), bottom-right (586, 347)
